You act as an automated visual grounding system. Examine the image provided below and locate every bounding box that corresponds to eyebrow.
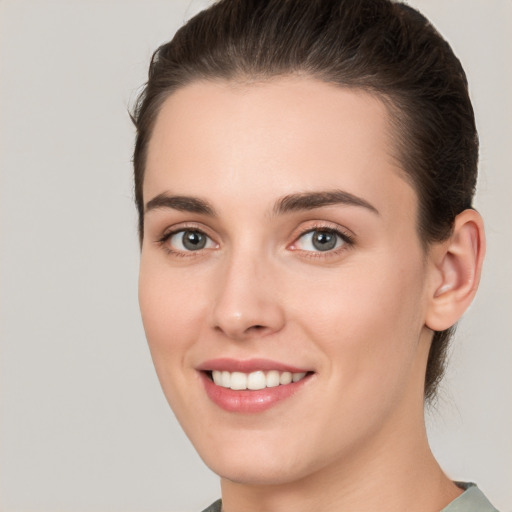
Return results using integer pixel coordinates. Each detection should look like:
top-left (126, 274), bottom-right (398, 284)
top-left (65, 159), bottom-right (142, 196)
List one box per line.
top-left (144, 189), bottom-right (379, 217)
top-left (145, 193), bottom-right (217, 216)
top-left (272, 190), bottom-right (379, 216)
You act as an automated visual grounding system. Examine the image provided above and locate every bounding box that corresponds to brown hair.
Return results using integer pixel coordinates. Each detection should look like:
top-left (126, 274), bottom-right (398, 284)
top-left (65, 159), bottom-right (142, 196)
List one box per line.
top-left (131, 0), bottom-right (478, 402)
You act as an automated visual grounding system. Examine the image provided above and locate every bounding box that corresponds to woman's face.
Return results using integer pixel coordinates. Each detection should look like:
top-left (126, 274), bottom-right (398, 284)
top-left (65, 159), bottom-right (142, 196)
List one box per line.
top-left (139, 78), bottom-right (435, 485)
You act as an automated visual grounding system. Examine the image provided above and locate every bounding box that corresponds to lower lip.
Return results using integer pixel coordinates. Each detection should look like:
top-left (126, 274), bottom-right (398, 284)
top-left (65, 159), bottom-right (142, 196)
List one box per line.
top-left (199, 372), bottom-right (311, 413)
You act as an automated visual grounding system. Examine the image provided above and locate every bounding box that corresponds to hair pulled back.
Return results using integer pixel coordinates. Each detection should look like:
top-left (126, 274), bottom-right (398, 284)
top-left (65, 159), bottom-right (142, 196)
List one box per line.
top-left (131, 0), bottom-right (479, 402)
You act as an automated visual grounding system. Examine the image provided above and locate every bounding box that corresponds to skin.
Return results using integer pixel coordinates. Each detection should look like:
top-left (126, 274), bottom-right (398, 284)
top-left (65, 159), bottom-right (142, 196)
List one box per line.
top-left (138, 78), bottom-right (484, 512)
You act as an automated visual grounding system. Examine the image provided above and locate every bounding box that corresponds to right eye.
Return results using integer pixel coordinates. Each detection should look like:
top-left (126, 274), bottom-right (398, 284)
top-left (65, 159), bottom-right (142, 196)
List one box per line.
top-left (165, 229), bottom-right (216, 252)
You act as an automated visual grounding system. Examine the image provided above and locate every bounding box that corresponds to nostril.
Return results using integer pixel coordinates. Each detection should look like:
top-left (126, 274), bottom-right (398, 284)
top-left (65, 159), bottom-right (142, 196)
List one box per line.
top-left (248, 325), bottom-right (266, 332)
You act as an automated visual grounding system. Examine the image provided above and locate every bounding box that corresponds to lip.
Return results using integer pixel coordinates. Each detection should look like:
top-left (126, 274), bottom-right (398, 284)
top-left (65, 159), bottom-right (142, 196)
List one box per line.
top-left (197, 358), bottom-right (313, 413)
top-left (197, 358), bottom-right (310, 373)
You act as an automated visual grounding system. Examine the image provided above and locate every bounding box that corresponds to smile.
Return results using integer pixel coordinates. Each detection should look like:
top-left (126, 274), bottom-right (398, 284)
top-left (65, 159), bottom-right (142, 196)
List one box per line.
top-left (211, 370), bottom-right (308, 390)
top-left (198, 359), bottom-right (314, 413)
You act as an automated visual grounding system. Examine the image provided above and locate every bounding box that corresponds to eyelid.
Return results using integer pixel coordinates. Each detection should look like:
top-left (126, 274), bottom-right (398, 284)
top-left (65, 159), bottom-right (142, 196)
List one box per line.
top-left (288, 222), bottom-right (355, 254)
top-left (156, 222), bottom-right (219, 255)
top-left (154, 220), bottom-right (354, 258)
top-left (157, 220), bottom-right (215, 239)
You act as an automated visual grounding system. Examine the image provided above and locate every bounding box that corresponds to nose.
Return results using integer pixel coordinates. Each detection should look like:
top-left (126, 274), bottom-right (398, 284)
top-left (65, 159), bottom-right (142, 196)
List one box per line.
top-left (210, 250), bottom-right (286, 341)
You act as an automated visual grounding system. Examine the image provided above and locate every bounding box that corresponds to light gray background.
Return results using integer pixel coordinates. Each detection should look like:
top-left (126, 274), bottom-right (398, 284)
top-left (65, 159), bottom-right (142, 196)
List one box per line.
top-left (0, 1), bottom-right (510, 511)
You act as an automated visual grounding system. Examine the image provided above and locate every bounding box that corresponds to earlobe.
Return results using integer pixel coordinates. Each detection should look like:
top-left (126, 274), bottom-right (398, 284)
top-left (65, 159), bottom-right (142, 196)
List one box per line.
top-left (425, 209), bottom-right (486, 332)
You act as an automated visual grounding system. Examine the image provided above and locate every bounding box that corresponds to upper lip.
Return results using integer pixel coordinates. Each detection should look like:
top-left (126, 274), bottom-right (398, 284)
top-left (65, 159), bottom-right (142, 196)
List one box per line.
top-left (197, 358), bottom-right (311, 373)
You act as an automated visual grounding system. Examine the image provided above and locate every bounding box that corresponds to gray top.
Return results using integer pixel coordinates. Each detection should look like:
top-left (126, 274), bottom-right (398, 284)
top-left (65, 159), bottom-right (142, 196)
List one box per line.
top-left (201, 482), bottom-right (498, 512)
top-left (441, 482), bottom-right (499, 512)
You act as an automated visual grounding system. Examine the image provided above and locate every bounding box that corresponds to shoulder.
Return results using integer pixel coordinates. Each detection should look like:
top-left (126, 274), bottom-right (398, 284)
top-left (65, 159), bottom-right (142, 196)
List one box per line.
top-left (441, 482), bottom-right (499, 512)
top-left (200, 485), bottom-right (499, 512)
top-left (201, 499), bottom-right (222, 512)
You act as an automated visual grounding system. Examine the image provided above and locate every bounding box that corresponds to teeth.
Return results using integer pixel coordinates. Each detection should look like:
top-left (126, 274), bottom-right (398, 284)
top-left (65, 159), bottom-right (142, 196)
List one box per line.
top-left (210, 370), bottom-right (308, 390)
top-left (266, 370), bottom-right (280, 388)
top-left (247, 371), bottom-right (266, 390)
top-left (280, 372), bottom-right (292, 385)
top-left (230, 372), bottom-right (247, 390)
top-left (292, 372), bottom-right (306, 382)
top-left (212, 371), bottom-right (223, 386)
top-left (221, 370), bottom-right (231, 388)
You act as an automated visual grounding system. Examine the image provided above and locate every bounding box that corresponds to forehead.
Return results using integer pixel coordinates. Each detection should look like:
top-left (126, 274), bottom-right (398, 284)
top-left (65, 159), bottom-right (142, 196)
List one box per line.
top-left (144, 77), bottom-right (416, 220)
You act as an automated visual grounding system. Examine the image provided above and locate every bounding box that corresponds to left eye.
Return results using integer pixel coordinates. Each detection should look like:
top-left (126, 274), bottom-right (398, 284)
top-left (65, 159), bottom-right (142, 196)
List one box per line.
top-left (167, 230), bottom-right (216, 252)
top-left (294, 229), bottom-right (346, 252)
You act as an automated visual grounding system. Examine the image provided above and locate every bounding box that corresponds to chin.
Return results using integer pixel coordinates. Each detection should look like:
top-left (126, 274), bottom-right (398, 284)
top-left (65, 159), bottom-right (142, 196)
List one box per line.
top-left (211, 459), bottom-right (308, 487)
top-left (195, 435), bottom-right (324, 487)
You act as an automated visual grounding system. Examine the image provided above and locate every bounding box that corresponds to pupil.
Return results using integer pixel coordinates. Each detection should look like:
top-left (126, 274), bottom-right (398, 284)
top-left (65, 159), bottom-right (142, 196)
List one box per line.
top-left (182, 231), bottom-right (206, 250)
top-left (312, 231), bottom-right (336, 251)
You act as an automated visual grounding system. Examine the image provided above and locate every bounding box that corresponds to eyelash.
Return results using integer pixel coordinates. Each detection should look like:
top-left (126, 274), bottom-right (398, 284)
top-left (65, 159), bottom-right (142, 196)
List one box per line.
top-left (156, 224), bottom-right (217, 257)
top-left (156, 224), bottom-right (355, 258)
top-left (289, 225), bottom-right (355, 259)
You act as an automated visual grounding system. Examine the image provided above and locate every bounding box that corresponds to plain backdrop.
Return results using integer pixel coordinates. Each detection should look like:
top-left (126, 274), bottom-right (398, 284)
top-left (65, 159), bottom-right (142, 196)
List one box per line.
top-left (0, 1), bottom-right (510, 511)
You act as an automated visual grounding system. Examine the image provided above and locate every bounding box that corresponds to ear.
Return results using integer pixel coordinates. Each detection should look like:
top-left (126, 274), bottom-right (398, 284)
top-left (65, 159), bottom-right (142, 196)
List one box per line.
top-left (425, 209), bottom-right (486, 332)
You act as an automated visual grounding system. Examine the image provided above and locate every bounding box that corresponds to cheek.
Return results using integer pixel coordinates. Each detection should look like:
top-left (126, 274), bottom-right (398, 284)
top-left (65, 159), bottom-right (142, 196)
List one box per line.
top-left (137, 258), bottom-right (215, 424)
top-left (289, 253), bottom-right (427, 385)
top-left (138, 259), bottom-right (205, 365)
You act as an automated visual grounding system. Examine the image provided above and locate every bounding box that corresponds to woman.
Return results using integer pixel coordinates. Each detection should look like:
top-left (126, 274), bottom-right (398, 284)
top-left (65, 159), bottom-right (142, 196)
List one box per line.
top-left (132, 1), bottom-right (497, 510)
